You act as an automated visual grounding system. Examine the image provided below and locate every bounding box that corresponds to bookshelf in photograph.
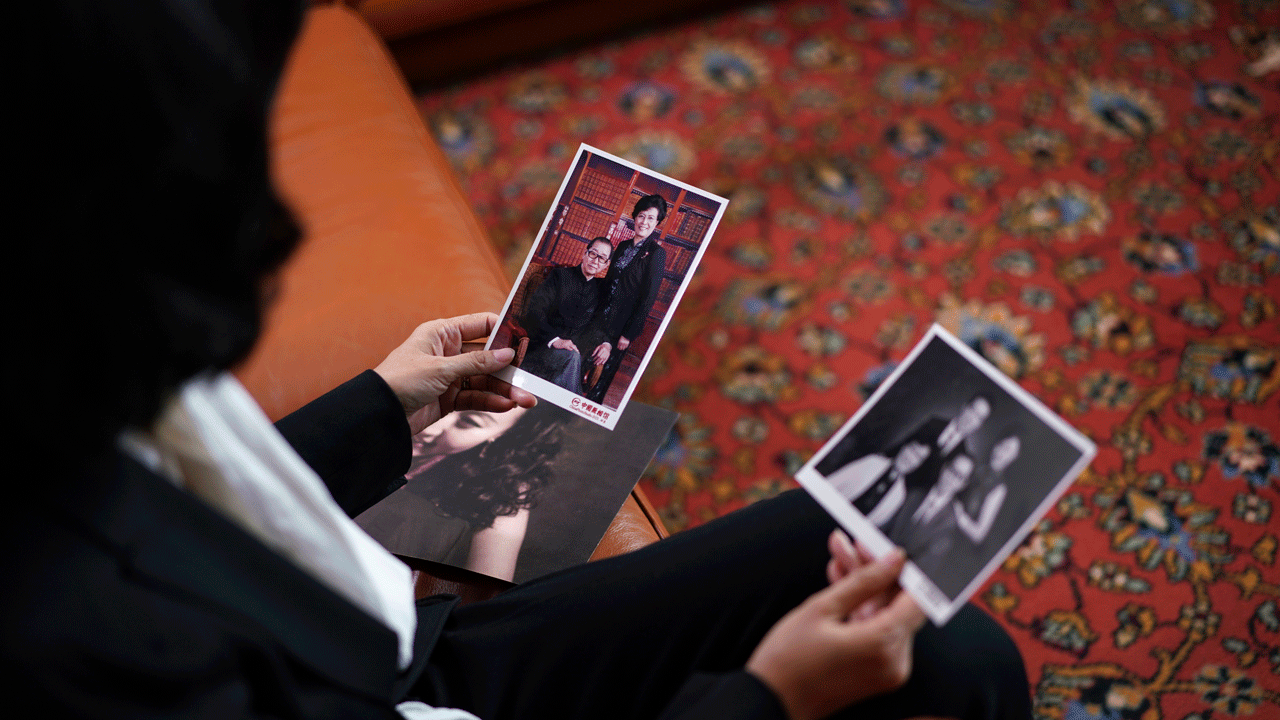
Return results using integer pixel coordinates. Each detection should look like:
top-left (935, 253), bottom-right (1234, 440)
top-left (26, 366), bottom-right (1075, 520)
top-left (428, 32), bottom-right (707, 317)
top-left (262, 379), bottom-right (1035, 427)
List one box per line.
top-left (535, 152), bottom-right (718, 278)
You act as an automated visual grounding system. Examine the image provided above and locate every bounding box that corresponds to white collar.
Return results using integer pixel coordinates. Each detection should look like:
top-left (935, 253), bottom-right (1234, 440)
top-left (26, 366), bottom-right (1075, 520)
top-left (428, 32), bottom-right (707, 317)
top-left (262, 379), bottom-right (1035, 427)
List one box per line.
top-left (119, 373), bottom-right (417, 670)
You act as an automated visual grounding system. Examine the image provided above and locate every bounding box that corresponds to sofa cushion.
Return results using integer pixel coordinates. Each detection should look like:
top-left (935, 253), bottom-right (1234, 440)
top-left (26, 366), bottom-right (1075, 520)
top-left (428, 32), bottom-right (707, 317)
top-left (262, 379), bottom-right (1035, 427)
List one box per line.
top-left (239, 3), bottom-right (510, 421)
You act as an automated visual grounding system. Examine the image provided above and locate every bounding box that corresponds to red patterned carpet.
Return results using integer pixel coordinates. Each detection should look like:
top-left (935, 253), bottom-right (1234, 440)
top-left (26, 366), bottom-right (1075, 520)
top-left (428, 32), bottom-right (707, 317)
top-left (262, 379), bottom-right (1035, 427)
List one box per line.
top-left (418, 0), bottom-right (1280, 716)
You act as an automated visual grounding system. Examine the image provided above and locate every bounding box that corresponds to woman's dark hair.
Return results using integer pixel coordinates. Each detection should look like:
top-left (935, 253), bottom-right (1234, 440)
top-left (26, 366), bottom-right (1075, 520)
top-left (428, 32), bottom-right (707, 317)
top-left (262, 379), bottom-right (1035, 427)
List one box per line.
top-left (632, 193), bottom-right (669, 224)
top-left (20, 0), bottom-right (305, 470)
top-left (407, 411), bottom-right (565, 529)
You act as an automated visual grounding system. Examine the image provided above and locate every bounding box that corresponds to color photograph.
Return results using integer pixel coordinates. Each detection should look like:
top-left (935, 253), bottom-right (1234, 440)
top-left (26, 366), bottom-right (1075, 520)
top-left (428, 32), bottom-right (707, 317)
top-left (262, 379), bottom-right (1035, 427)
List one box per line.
top-left (488, 144), bottom-right (727, 430)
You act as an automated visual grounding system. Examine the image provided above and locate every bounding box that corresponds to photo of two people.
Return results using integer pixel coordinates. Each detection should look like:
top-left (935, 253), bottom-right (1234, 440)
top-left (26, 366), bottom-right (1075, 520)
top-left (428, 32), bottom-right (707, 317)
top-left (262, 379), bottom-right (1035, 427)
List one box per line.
top-left (798, 326), bottom-right (1095, 624)
top-left (489, 145), bottom-right (726, 429)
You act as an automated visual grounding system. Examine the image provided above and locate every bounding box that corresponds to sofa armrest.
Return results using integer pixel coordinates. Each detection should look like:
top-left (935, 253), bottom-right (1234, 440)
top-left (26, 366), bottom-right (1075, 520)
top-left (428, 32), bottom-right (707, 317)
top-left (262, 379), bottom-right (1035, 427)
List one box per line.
top-left (351, 0), bottom-right (546, 41)
top-left (239, 3), bottom-right (509, 420)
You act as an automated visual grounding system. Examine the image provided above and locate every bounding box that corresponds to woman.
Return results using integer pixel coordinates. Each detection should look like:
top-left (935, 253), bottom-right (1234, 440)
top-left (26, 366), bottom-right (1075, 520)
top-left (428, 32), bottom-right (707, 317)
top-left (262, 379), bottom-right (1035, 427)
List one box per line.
top-left (359, 407), bottom-right (563, 581)
top-left (954, 434), bottom-right (1019, 546)
top-left (587, 193), bottom-right (669, 404)
top-left (8, 2), bottom-right (1032, 719)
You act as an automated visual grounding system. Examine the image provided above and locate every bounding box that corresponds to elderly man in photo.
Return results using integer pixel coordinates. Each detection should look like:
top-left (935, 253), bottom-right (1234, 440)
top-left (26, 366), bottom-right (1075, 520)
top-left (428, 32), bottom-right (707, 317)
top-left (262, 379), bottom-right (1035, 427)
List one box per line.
top-left (520, 237), bottom-right (615, 395)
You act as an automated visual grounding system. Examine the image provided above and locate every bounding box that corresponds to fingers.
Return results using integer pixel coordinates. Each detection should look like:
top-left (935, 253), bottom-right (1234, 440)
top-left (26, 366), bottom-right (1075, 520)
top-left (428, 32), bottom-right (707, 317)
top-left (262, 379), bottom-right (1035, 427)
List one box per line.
top-left (406, 314), bottom-right (498, 357)
top-left (454, 388), bottom-right (525, 413)
top-left (829, 530), bottom-right (858, 566)
top-left (438, 347), bottom-right (515, 381)
top-left (826, 530), bottom-right (860, 584)
top-left (446, 312), bottom-right (500, 342)
top-left (465, 373), bottom-right (537, 409)
top-left (826, 557), bottom-right (844, 586)
top-left (863, 586), bottom-right (927, 640)
top-left (819, 549), bottom-right (906, 618)
top-left (824, 534), bottom-right (883, 621)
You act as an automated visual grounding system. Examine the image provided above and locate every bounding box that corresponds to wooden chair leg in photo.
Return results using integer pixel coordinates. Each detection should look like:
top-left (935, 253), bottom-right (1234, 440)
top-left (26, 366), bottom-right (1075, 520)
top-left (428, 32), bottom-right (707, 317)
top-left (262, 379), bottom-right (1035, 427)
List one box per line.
top-left (585, 363), bottom-right (603, 393)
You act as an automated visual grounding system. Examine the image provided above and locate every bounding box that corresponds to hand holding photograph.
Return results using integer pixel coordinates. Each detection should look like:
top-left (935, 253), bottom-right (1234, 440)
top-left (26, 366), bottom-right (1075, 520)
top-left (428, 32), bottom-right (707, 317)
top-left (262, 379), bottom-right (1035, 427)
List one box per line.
top-left (486, 143), bottom-right (727, 430)
top-left (795, 324), bottom-right (1096, 625)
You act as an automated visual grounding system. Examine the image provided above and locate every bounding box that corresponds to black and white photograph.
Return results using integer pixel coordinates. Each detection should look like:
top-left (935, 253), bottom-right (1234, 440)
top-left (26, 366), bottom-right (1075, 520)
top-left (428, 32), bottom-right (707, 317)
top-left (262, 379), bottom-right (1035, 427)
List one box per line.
top-left (487, 143), bottom-right (726, 430)
top-left (356, 400), bottom-right (677, 584)
top-left (795, 325), bottom-right (1096, 625)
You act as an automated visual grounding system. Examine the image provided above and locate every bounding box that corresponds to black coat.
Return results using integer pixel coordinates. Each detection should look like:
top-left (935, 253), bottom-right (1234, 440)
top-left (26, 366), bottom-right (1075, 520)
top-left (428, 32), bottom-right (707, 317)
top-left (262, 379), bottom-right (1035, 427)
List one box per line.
top-left (1, 371), bottom-right (447, 718)
top-left (1, 371), bottom-right (790, 719)
top-left (523, 265), bottom-right (609, 353)
top-left (602, 236), bottom-right (666, 343)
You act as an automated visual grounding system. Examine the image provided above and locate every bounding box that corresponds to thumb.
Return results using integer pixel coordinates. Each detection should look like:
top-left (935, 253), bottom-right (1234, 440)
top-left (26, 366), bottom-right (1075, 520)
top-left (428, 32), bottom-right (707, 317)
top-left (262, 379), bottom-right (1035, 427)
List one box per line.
top-left (818, 549), bottom-right (906, 618)
top-left (441, 347), bottom-right (516, 382)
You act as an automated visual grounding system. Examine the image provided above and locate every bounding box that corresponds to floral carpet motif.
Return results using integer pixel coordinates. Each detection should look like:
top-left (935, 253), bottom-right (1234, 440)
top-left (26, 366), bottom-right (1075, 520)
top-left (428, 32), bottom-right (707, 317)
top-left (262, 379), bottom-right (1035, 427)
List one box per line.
top-left (418, 0), bottom-right (1279, 716)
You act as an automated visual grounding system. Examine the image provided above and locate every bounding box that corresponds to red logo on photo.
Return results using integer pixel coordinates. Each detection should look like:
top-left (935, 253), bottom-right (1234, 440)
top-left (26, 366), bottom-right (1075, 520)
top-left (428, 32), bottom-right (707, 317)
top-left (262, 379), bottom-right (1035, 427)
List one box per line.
top-left (568, 397), bottom-right (610, 422)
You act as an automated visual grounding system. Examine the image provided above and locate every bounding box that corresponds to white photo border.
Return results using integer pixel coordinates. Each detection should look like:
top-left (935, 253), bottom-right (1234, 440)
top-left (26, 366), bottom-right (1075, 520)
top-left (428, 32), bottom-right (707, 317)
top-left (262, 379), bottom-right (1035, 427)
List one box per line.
top-left (794, 324), bottom-right (1097, 625)
top-left (485, 143), bottom-right (728, 430)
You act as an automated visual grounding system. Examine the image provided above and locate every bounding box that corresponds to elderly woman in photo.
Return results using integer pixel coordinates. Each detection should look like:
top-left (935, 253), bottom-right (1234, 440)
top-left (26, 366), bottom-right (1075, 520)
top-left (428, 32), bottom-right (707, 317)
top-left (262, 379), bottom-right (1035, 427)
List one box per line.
top-left (587, 193), bottom-right (669, 404)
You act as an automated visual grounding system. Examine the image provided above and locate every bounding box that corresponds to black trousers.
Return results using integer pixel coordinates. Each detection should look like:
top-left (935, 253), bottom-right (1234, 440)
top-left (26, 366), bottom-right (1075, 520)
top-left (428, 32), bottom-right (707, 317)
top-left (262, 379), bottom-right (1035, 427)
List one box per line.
top-left (416, 490), bottom-right (1032, 720)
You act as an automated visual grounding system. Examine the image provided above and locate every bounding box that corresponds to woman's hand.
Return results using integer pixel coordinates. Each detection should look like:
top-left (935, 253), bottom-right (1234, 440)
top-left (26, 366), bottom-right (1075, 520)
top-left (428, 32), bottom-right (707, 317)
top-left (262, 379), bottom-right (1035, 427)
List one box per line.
top-left (825, 530), bottom-right (896, 620)
top-left (590, 342), bottom-right (612, 366)
top-left (374, 313), bottom-right (537, 435)
top-left (746, 544), bottom-right (925, 720)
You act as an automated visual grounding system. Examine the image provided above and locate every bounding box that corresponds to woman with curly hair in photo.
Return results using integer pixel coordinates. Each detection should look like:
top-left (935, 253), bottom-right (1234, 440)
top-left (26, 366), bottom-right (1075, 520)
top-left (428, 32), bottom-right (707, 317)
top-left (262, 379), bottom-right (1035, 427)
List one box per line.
top-left (359, 408), bottom-right (563, 581)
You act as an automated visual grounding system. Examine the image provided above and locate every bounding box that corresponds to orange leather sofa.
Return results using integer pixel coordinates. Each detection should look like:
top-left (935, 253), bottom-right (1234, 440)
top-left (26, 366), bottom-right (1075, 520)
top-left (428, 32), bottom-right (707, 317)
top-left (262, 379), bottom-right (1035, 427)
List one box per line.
top-left (338, 0), bottom-right (746, 86)
top-left (236, 1), bottom-right (666, 601)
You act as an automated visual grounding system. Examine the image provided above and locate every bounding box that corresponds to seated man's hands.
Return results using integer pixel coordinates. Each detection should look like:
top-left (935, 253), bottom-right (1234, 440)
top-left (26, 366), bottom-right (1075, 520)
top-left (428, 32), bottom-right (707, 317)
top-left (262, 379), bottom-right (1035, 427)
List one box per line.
top-left (591, 342), bottom-right (611, 366)
top-left (374, 313), bottom-right (537, 435)
top-left (746, 534), bottom-right (925, 720)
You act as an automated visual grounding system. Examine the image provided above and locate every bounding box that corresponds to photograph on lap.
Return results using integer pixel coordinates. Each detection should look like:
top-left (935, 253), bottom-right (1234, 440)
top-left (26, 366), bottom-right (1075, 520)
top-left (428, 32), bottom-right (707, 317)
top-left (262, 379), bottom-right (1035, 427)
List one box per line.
top-left (356, 401), bottom-right (676, 583)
